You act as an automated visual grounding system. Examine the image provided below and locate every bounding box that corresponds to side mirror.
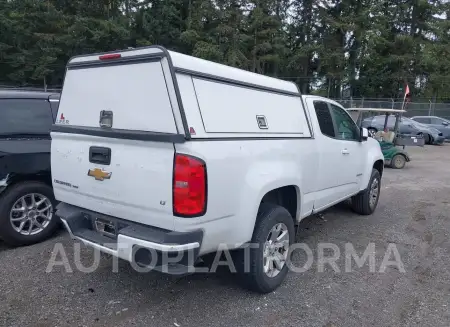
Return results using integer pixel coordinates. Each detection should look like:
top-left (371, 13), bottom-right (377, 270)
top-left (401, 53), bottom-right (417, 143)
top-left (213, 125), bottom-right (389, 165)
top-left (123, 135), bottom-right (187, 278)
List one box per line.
top-left (442, 121), bottom-right (449, 126)
top-left (360, 127), bottom-right (368, 142)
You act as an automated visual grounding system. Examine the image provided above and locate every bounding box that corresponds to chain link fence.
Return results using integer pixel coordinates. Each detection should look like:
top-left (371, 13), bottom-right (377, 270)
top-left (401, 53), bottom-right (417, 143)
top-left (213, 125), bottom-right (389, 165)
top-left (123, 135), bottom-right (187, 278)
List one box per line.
top-left (334, 98), bottom-right (450, 120)
top-left (2, 84), bottom-right (450, 120)
top-left (0, 84), bottom-right (62, 93)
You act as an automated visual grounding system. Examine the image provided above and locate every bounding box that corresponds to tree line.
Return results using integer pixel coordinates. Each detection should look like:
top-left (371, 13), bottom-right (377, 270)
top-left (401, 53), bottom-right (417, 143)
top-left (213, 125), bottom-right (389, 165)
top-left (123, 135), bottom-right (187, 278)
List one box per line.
top-left (1, 0), bottom-right (450, 99)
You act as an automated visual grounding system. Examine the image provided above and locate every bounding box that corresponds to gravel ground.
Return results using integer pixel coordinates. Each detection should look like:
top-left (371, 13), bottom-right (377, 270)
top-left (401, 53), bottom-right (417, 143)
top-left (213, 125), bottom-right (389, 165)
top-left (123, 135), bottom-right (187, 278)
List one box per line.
top-left (1, 144), bottom-right (450, 327)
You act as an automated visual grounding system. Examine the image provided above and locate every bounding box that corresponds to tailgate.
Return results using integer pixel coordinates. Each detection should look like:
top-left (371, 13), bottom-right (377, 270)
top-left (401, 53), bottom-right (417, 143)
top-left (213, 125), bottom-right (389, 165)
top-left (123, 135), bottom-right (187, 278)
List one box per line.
top-left (51, 49), bottom-right (185, 230)
top-left (51, 135), bottom-right (175, 229)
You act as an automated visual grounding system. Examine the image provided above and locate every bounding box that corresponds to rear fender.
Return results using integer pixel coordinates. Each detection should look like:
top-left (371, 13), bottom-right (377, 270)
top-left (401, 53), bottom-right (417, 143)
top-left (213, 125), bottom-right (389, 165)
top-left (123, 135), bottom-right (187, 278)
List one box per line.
top-left (0, 150), bottom-right (52, 195)
top-left (236, 161), bottom-right (302, 244)
top-left (0, 172), bottom-right (52, 196)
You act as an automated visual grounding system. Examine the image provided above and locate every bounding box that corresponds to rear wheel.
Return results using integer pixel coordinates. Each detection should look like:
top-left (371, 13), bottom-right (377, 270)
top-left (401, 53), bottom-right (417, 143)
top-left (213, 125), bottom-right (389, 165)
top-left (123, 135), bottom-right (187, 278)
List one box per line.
top-left (391, 154), bottom-right (406, 169)
top-left (351, 169), bottom-right (381, 215)
top-left (0, 182), bottom-right (59, 246)
top-left (368, 128), bottom-right (377, 138)
top-left (238, 203), bottom-right (295, 293)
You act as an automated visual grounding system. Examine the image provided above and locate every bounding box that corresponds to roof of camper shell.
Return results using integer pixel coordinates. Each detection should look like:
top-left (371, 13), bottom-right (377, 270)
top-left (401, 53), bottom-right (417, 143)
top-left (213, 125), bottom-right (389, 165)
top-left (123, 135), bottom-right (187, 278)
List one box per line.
top-left (67, 46), bottom-right (300, 95)
top-left (168, 50), bottom-right (299, 94)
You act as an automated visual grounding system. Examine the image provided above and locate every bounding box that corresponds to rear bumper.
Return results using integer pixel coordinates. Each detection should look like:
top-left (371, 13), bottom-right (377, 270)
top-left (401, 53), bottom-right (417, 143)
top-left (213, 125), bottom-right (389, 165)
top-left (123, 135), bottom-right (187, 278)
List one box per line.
top-left (56, 203), bottom-right (203, 274)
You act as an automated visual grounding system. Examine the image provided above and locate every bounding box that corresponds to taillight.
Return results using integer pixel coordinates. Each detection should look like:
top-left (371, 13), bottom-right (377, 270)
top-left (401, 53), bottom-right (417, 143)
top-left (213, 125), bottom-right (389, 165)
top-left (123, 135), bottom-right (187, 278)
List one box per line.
top-left (173, 154), bottom-right (207, 217)
top-left (99, 53), bottom-right (121, 60)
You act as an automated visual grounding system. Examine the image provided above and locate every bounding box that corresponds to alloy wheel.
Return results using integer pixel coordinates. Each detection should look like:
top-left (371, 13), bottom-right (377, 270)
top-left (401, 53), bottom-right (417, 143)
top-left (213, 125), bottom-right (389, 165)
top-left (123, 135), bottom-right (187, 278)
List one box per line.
top-left (368, 178), bottom-right (380, 209)
top-left (10, 193), bottom-right (53, 236)
top-left (263, 223), bottom-right (290, 278)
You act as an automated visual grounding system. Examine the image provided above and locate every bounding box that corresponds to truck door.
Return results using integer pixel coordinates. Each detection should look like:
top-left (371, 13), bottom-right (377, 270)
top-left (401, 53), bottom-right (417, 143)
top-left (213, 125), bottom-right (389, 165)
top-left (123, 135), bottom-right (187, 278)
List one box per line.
top-left (328, 103), bottom-right (364, 194)
top-left (307, 99), bottom-right (363, 211)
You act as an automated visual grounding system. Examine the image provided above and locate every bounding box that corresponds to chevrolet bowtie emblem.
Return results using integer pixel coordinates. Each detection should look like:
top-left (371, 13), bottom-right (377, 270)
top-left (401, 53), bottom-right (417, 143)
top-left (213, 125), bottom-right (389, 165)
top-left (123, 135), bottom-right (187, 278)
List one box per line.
top-left (88, 168), bottom-right (112, 181)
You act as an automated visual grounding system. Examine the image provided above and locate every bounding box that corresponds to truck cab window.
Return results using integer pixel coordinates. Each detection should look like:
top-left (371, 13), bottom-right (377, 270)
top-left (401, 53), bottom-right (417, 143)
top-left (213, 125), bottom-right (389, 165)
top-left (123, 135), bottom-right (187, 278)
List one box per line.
top-left (314, 101), bottom-right (335, 138)
top-left (330, 104), bottom-right (359, 141)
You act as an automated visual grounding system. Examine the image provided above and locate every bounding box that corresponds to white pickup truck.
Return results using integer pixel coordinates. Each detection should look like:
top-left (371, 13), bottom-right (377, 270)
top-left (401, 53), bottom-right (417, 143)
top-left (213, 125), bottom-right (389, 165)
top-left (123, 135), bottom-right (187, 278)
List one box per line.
top-left (51, 46), bottom-right (384, 293)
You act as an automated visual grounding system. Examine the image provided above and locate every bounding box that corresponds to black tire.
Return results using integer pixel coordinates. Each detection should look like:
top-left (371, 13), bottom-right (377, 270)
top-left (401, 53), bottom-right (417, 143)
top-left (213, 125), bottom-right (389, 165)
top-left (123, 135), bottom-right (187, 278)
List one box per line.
top-left (199, 252), bottom-right (218, 267)
top-left (351, 169), bottom-right (381, 215)
top-left (390, 154), bottom-right (406, 169)
top-left (422, 133), bottom-right (431, 144)
top-left (368, 128), bottom-right (377, 138)
top-left (0, 181), bottom-right (59, 246)
top-left (237, 203), bottom-right (295, 293)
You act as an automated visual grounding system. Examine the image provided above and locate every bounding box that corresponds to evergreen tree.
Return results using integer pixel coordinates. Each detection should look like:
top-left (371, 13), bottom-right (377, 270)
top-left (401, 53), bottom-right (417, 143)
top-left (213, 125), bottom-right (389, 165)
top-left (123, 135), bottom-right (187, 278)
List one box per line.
top-left (0, 0), bottom-right (449, 99)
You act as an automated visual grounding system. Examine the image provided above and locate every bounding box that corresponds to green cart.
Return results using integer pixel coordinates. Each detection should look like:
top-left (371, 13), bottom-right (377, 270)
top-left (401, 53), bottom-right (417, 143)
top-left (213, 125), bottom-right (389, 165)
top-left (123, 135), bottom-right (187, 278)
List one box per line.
top-left (346, 108), bottom-right (425, 169)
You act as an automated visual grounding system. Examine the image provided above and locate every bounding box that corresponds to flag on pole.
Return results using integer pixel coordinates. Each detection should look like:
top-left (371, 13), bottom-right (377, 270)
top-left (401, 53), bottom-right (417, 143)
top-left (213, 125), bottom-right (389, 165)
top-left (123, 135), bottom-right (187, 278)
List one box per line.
top-left (403, 84), bottom-right (410, 102)
top-left (402, 84), bottom-right (410, 110)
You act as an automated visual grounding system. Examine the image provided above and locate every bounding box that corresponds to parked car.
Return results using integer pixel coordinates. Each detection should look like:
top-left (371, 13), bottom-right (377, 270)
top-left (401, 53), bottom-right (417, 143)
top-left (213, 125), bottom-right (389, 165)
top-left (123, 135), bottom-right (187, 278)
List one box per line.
top-left (362, 115), bottom-right (445, 145)
top-left (52, 46), bottom-right (384, 293)
top-left (410, 116), bottom-right (450, 140)
top-left (0, 90), bottom-right (60, 246)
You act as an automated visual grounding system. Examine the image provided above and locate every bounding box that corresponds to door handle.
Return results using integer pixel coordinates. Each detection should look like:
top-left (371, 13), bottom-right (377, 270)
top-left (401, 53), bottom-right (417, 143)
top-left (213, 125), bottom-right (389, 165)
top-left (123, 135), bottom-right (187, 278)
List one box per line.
top-left (89, 146), bottom-right (111, 165)
top-left (341, 149), bottom-right (350, 155)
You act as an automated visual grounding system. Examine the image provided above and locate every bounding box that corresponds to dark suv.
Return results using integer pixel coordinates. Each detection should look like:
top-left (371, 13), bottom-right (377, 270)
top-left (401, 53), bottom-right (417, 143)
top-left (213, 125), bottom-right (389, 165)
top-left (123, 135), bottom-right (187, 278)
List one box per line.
top-left (0, 90), bottom-right (60, 246)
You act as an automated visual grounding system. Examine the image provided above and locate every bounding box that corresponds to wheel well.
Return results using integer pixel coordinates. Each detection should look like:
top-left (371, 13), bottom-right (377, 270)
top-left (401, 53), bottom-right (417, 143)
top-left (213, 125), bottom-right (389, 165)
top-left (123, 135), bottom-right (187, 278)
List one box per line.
top-left (2, 173), bottom-right (52, 190)
top-left (373, 160), bottom-right (384, 177)
top-left (260, 185), bottom-right (298, 221)
top-left (418, 132), bottom-right (430, 140)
